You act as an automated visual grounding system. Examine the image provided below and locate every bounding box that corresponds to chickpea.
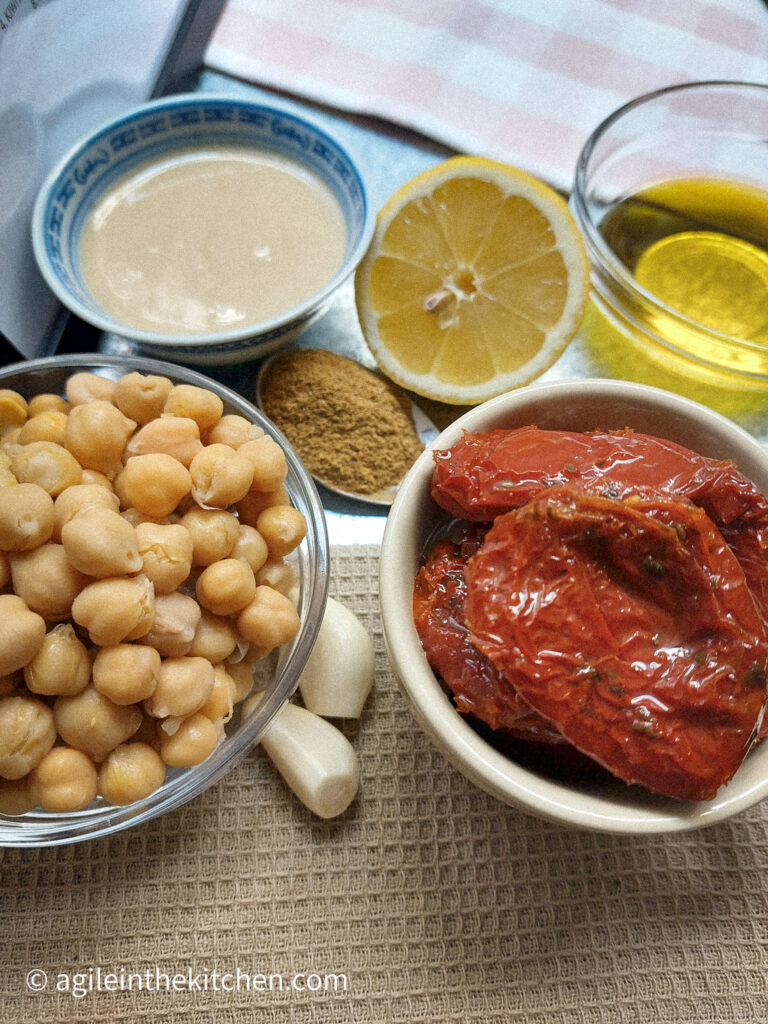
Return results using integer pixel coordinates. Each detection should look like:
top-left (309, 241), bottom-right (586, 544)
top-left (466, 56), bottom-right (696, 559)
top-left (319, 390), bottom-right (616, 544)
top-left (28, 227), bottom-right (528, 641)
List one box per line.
top-left (235, 484), bottom-right (291, 526)
top-left (28, 747), bottom-right (98, 812)
top-left (9, 543), bottom-right (88, 620)
top-left (142, 592), bottom-right (201, 658)
top-left (0, 389), bottom-right (28, 428)
top-left (179, 507), bottom-right (239, 566)
top-left (17, 409), bottom-right (68, 446)
top-left (54, 686), bottom-right (142, 761)
top-left (196, 558), bottom-right (256, 616)
top-left (256, 505), bottom-right (306, 558)
top-left (0, 776), bottom-right (36, 815)
top-left (255, 559), bottom-right (295, 596)
top-left (204, 414), bottom-right (264, 449)
top-left (200, 664), bottom-right (236, 722)
top-left (60, 506), bottom-right (142, 579)
top-left (0, 423), bottom-right (22, 450)
top-left (124, 415), bottom-right (203, 467)
top-left (114, 372), bottom-right (173, 425)
top-left (11, 441), bottom-right (82, 495)
top-left (0, 550), bottom-right (8, 590)
top-left (0, 482), bottom-right (54, 551)
top-left (24, 623), bottom-right (91, 697)
top-left (163, 384), bottom-right (223, 432)
top-left (145, 656), bottom-right (215, 719)
top-left (239, 435), bottom-right (287, 492)
top-left (116, 454), bottom-right (191, 518)
top-left (65, 371), bottom-right (116, 406)
top-left (27, 393), bottom-right (69, 417)
top-left (189, 443), bottom-right (253, 508)
top-left (188, 609), bottom-right (238, 662)
top-left (135, 521), bottom-right (193, 594)
top-left (80, 468), bottom-right (113, 489)
top-left (0, 695), bottom-right (56, 779)
top-left (226, 656), bottom-right (262, 702)
top-left (0, 594), bottom-right (46, 675)
top-left (231, 524), bottom-right (269, 574)
top-left (92, 643), bottom-right (160, 705)
top-left (98, 742), bottom-right (166, 804)
top-left (0, 450), bottom-right (16, 487)
top-left (236, 586), bottom-right (300, 650)
top-left (65, 400), bottom-right (135, 474)
top-left (159, 712), bottom-right (218, 767)
top-left (71, 574), bottom-right (155, 647)
top-left (53, 483), bottom-right (120, 541)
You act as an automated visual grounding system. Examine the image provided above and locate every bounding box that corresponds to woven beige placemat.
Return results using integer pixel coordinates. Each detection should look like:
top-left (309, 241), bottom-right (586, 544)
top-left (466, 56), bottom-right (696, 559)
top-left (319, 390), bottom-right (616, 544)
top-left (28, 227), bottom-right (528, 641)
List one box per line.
top-left (2, 544), bottom-right (768, 1023)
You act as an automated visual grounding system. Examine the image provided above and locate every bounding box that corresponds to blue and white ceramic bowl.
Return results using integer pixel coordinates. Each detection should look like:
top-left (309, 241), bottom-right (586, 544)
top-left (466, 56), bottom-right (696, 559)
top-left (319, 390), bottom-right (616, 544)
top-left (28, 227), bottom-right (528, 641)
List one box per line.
top-left (32, 94), bottom-right (375, 365)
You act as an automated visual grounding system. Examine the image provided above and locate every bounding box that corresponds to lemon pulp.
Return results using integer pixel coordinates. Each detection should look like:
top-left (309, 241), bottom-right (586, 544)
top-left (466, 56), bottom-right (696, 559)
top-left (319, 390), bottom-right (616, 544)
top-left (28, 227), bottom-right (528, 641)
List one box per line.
top-left (355, 157), bottom-right (589, 405)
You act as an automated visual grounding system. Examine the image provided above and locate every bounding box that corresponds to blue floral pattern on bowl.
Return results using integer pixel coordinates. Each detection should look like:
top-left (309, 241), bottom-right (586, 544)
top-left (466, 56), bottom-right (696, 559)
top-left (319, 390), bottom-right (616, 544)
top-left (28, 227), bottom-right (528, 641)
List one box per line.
top-left (32, 95), bottom-right (374, 364)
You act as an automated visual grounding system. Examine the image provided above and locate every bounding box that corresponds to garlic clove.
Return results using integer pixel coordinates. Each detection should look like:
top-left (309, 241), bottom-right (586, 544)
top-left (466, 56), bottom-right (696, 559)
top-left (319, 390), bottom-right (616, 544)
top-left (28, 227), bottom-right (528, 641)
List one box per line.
top-left (246, 696), bottom-right (360, 818)
top-left (298, 597), bottom-right (374, 718)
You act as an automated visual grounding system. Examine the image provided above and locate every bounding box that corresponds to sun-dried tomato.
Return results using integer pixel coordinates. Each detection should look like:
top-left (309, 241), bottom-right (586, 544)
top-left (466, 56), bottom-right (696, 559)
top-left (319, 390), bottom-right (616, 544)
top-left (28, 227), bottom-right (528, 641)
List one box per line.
top-left (432, 425), bottom-right (767, 526)
top-left (413, 523), bottom-right (567, 746)
top-left (463, 487), bottom-right (768, 801)
top-left (431, 425), bottom-right (768, 625)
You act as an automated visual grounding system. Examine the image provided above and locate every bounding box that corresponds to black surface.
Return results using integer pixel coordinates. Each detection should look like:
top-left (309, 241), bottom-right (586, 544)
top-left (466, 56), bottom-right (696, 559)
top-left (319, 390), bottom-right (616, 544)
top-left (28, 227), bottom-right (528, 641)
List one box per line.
top-left (0, 315), bottom-right (101, 370)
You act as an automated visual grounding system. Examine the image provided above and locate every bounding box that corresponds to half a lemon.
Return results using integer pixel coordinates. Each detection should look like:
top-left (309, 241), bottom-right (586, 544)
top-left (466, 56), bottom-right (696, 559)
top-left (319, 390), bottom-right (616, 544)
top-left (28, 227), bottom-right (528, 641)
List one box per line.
top-left (355, 156), bottom-right (589, 404)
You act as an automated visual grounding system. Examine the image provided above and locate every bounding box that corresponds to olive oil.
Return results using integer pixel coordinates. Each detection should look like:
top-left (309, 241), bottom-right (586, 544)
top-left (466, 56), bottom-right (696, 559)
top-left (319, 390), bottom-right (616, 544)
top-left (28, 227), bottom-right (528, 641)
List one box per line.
top-left (598, 178), bottom-right (768, 373)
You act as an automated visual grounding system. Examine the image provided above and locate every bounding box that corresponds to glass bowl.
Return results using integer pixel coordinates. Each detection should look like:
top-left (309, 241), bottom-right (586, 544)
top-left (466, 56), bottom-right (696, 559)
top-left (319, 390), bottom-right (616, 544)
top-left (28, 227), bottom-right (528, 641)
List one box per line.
top-left (0, 353), bottom-right (329, 846)
top-left (571, 80), bottom-right (768, 387)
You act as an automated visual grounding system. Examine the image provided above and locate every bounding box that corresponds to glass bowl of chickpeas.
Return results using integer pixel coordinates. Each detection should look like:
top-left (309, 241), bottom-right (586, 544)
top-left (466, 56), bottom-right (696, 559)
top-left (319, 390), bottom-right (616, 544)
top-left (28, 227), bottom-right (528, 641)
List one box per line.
top-left (0, 353), bottom-right (328, 846)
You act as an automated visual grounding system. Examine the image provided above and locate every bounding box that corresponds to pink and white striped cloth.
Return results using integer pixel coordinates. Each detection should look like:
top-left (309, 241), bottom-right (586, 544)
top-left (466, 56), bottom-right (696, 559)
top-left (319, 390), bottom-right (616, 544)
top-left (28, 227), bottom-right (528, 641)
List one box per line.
top-left (204, 0), bottom-right (768, 192)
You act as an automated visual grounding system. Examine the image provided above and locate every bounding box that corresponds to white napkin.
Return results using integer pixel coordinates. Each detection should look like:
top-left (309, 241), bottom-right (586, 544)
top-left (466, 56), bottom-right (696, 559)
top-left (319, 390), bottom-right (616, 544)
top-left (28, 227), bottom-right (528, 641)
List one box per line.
top-left (205, 0), bottom-right (768, 193)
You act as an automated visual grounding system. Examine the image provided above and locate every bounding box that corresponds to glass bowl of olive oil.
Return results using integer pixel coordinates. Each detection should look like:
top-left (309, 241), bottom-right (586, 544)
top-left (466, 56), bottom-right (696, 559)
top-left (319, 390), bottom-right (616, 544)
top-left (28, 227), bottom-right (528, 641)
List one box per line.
top-left (571, 81), bottom-right (768, 387)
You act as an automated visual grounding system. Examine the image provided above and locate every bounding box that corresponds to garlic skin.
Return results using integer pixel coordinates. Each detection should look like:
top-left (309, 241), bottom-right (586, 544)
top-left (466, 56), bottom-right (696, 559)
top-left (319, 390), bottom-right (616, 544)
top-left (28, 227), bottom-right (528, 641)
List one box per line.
top-left (298, 598), bottom-right (374, 718)
top-left (245, 696), bottom-right (360, 819)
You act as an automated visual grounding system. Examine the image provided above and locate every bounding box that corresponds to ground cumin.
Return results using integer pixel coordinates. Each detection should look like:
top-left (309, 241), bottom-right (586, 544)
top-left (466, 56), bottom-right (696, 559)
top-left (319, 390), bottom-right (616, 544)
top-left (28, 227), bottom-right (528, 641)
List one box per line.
top-left (259, 348), bottom-right (425, 497)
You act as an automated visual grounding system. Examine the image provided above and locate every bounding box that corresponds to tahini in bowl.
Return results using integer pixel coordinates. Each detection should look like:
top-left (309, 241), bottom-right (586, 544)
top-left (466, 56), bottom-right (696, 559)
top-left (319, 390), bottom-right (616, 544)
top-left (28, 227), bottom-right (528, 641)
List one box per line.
top-left (31, 94), bottom-right (375, 365)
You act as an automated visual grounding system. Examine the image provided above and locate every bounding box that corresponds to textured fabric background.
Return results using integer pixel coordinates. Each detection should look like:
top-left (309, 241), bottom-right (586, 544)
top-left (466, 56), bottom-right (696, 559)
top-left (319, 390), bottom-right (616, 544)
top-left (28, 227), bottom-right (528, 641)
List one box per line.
top-left (205, 0), bottom-right (768, 192)
top-left (2, 545), bottom-right (768, 1022)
